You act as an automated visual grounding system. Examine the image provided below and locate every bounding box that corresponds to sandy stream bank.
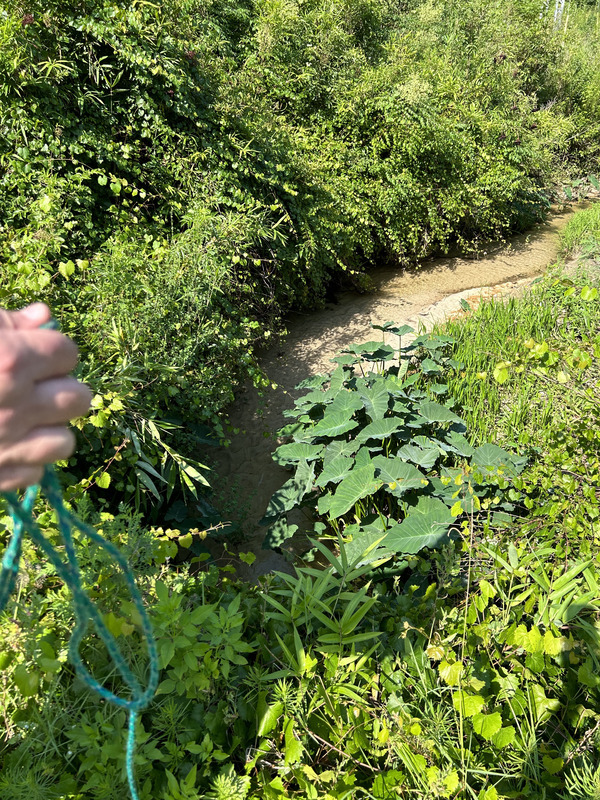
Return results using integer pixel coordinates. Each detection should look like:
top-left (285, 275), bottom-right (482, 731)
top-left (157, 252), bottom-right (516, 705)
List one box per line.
top-left (205, 207), bottom-right (579, 579)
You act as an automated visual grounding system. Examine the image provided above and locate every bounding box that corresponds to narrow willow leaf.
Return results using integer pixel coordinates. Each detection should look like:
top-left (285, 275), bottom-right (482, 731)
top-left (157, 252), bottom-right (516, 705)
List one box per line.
top-left (328, 464), bottom-right (379, 518)
top-left (384, 497), bottom-right (453, 553)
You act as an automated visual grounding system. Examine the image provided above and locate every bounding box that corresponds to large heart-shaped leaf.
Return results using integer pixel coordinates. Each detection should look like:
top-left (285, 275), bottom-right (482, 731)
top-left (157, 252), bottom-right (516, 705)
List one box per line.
top-left (273, 442), bottom-right (324, 466)
top-left (372, 456), bottom-right (428, 495)
top-left (309, 412), bottom-right (359, 439)
top-left (385, 497), bottom-right (454, 554)
top-left (441, 430), bottom-right (475, 457)
top-left (359, 383), bottom-right (389, 421)
top-left (471, 444), bottom-right (525, 476)
top-left (344, 341), bottom-right (395, 361)
top-left (260, 461), bottom-right (315, 524)
top-left (397, 444), bottom-right (439, 470)
top-left (419, 401), bottom-right (463, 425)
top-left (296, 374), bottom-right (329, 390)
top-left (355, 418), bottom-right (404, 443)
top-left (328, 464), bottom-right (380, 518)
top-left (316, 455), bottom-right (353, 487)
top-left (328, 391), bottom-right (364, 416)
top-left (323, 439), bottom-right (359, 460)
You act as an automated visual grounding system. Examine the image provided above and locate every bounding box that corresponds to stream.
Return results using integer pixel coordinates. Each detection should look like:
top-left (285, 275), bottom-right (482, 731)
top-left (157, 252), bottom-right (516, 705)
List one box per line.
top-left (207, 207), bottom-right (578, 579)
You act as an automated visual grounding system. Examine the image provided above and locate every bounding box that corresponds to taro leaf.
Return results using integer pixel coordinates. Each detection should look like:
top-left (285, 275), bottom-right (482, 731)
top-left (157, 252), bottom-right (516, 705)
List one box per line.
top-left (373, 456), bottom-right (428, 495)
top-left (309, 412), bottom-right (359, 440)
top-left (354, 446), bottom-right (372, 468)
top-left (384, 497), bottom-right (454, 554)
top-left (332, 353), bottom-right (359, 366)
top-left (428, 476), bottom-right (459, 505)
top-left (428, 382), bottom-right (449, 395)
top-left (296, 374), bottom-right (329, 390)
top-left (442, 430), bottom-right (475, 457)
top-left (344, 341), bottom-right (395, 361)
top-left (263, 518), bottom-right (299, 549)
top-left (328, 391), bottom-right (363, 416)
top-left (318, 492), bottom-right (332, 516)
top-left (419, 401), bottom-right (463, 425)
top-left (355, 418), bottom-right (404, 443)
top-left (344, 527), bottom-right (394, 568)
top-left (359, 383), bottom-right (389, 421)
top-left (260, 461), bottom-right (315, 524)
top-left (329, 364), bottom-right (348, 393)
top-left (316, 455), bottom-right (353, 487)
top-left (397, 444), bottom-right (439, 470)
top-left (471, 444), bottom-right (525, 476)
top-left (294, 387), bottom-right (336, 409)
top-left (328, 464), bottom-right (380, 519)
top-left (273, 442), bottom-right (324, 466)
top-left (278, 422), bottom-right (306, 438)
top-left (371, 322), bottom-right (414, 337)
top-left (391, 398), bottom-right (410, 414)
top-left (420, 358), bottom-right (443, 375)
top-left (323, 439), bottom-right (359, 460)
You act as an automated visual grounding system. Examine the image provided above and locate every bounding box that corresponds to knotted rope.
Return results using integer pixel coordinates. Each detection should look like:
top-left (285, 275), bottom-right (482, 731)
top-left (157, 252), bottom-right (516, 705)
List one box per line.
top-left (0, 323), bottom-right (158, 800)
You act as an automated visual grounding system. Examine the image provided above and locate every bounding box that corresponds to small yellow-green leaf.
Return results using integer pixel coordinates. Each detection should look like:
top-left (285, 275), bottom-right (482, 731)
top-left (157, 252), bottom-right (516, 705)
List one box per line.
top-left (178, 532), bottom-right (193, 549)
top-left (472, 711), bottom-right (502, 740)
top-left (542, 755), bottom-right (563, 774)
top-left (492, 726), bottom-right (516, 749)
top-left (453, 691), bottom-right (485, 717)
top-left (96, 472), bottom-right (111, 489)
top-left (439, 660), bottom-right (463, 686)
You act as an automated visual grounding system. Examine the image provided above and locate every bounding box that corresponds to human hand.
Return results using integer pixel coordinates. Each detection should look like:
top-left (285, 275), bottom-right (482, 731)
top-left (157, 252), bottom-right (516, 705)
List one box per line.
top-left (0, 303), bottom-right (92, 491)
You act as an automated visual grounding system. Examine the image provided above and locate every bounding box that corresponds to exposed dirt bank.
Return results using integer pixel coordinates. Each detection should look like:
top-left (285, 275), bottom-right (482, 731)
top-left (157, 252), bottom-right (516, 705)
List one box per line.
top-left (206, 207), bottom-right (578, 578)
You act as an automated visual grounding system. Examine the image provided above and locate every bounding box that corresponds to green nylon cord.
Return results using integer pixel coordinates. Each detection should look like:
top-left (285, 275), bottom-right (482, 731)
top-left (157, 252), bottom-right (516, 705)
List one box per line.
top-left (0, 322), bottom-right (158, 800)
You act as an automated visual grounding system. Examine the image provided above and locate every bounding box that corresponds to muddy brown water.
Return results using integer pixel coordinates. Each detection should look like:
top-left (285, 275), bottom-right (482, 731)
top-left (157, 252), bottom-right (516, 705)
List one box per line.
top-left (205, 207), bottom-right (578, 579)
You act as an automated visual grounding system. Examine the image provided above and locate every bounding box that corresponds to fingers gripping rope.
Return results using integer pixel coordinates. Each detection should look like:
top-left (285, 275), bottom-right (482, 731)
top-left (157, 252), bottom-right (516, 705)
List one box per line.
top-left (0, 324), bottom-right (158, 800)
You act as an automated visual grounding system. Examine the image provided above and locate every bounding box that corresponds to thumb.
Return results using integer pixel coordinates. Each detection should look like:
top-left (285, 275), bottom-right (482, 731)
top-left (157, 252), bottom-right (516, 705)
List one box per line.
top-left (0, 303), bottom-right (51, 330)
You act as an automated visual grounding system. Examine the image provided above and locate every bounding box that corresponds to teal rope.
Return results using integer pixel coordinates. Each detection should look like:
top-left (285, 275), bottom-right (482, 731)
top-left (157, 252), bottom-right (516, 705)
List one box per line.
top-left (0, 324), bottom-right (158, 799)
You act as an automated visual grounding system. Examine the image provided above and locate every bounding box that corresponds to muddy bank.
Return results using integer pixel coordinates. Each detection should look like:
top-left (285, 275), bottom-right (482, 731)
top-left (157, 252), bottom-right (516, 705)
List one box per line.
top-left (207, 207), bottom-right (578, 578)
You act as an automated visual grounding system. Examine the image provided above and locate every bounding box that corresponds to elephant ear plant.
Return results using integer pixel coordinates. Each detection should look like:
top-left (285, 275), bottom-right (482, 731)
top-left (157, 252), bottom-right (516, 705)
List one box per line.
top-left (260, 324), bottom-right (526, 568)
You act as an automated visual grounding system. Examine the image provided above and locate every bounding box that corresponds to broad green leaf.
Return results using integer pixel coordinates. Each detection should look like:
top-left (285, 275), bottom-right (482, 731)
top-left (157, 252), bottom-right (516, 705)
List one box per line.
top-left (260, 461), bottom-right (315, 524)
top-left (355, 418), bottom-right (404, 443)
top-left (419, 401), bottom-right (463, 425)
top-left (323, 439), bottom-right (359, 460)
top-left (371, 322), bottom-right (414, 336)
top-left (328, 391), bottom-right (363, 416)
top-left (542, 756), bottom-right (563, 775)
top-left (471, 444), bottom-right (524, 476)
top-left (328, 464), bottom-right (379, 518)
top-left (273, 442), bottom-right (324, 466)
top-left (443, 430), bottom-right (475, 456)
top-left (492, 726), bottom-right (516, 749)
top-left (385, 497), bottom-right (453, 553)
top-left (472, 712), bottom-right (502, 740)
top-left (581, 285), bottom-right (598, 301)
top-left (309, 412), bottom-right (358, 439)
top-left (420, 357), bottom-right (442, 375)
top-left (373, 456), bottom-right (428, 495)
top-left (344, 341), bottom-right (395, 361)
top-left (397, 444), bottom-right (439, 470)
top-left (493, 362), bottom-right (510, 384)
top-left (452, 691), bottom-right (485, 718)
top-left (358, 383), bottom-right (389, 421)
top-left (315, 455), bottom-right (353, 487)
top-left (13, 664), bottom-right (40, 697)
top-left (296, 374), bottom-right (328, 390)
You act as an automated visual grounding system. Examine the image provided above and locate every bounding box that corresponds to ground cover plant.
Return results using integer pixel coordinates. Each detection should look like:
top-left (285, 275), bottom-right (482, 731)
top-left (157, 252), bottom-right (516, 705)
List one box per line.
top-left (2, 222), bottom-right (600, 798)
top-left (1, 0), bottom-right (600, 512)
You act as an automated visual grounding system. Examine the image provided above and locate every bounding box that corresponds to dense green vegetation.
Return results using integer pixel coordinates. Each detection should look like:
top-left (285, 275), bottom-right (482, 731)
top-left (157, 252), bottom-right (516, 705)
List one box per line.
top-left (1, 0), bottom-right (600, 510)
top-left (2, 211), bottom-right (600, 799)
top-left (3, 0), bottom-right (600, 798)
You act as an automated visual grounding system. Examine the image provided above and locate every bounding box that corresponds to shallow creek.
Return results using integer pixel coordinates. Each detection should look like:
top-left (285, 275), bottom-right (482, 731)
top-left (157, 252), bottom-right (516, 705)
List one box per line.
top-left (207, 207), bottom-right (577, 578)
